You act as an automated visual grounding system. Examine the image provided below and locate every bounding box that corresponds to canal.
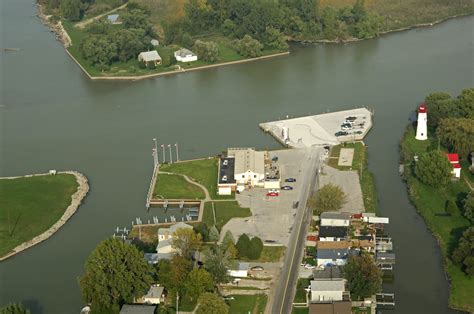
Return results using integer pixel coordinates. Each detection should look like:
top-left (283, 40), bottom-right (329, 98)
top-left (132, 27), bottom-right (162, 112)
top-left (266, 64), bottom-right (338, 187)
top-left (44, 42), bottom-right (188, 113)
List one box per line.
top-left (0, 0), bottom-right (473, 312)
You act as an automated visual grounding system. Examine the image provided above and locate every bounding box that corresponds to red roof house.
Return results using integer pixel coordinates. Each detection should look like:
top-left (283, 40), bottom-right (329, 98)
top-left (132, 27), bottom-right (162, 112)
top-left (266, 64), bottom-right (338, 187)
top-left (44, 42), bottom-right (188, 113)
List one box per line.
top-left (447, 153), bottom-right (459, 163)
top-left (446, 153), bottom-right (461, 178)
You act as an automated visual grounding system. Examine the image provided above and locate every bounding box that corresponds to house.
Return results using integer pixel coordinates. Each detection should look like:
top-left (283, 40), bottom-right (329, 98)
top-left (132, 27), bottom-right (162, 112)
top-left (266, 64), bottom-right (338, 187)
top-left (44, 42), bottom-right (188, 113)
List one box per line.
top-left (306, 232), bottom-right (318, 246)
top-left (228, 148), bottom-right (265, 187)
top-left (145, 222), bottom-right (193, 261)
top-left (150, 39), bottom-right (159, 47)
top-left (158, 222), bottom-right (193, 241)
top-left (320, 212), bottom-right (351, 227)
top-left (218, 156), bottom-right (237, 195)
top-left (138, 51), bottom-right (162, 66)
top-left (310, 279), bottom-right (346, 302)
top-left (447, 153), bottom-right (461, 178)
top-left (138, 285), bottom-right (165, 305)
top-left (316, 248), bottom-right (349, 266)
top-left (107, 14), bottom-right (121, 24)
top-left (312, 266), bottom-right (343, 281)
top-left (309, 301), bottom-right (352, 314)
top-left (174, 48), bottom-right (198, 62)
top-left (120, 305), bottom-right (156, 314)
top-left (318, 226), bottom-right (348, 242)
top-left (229, 262), bottom-right (249, 278)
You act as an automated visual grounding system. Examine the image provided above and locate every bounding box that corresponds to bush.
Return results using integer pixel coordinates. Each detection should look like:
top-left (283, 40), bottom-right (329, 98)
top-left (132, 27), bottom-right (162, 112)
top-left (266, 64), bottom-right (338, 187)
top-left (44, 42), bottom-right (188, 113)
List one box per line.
top-left (236, 233), bottom-right (251, 258)
top-left (451, 227), bottom-right (474, 276)
top-left (309, 183), bottom-right (347, 214)
top-left (235, 35), bottom-right (263, 58)
top-left (247, 236), bottom-right (264, 260)
top-left (446, 200), bottom-right (458, 215)
top-left (415, 150), bottom-right (452, 188)
top-left (194, 222), bottom-right (209, 242)
top-left (194, 40), bottom-right (219, 63)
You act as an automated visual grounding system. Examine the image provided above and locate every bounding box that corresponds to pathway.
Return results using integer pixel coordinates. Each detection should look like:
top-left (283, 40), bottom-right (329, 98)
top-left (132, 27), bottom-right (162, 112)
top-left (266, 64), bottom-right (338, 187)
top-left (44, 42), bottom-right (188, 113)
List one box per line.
top-left (75, 3), bottom-right (128, 29)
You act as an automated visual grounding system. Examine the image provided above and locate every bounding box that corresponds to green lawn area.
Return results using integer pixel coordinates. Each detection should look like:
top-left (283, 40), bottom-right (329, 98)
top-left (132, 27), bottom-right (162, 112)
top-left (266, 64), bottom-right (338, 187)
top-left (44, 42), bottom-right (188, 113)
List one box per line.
top-left (202, 201), bottom-right (251, 230)
top-left (239, 246), bottom-right (286, 263)
top-left (400, 125), bottom-right (474, 312)
top-left (227, 294), bottom-right (267, 314)
top-left (292, 307), bottom-right (309, 314)
top-left (0, 174), bottom-right (78, 257)
top-left (160, 158), bottom-right (233, 200)
top-left (153, 173), bottom-right (205, 199)
top-left (294, 278), bottom-right (310, 304)
top-left (328, 142), bottom-right (378, 213)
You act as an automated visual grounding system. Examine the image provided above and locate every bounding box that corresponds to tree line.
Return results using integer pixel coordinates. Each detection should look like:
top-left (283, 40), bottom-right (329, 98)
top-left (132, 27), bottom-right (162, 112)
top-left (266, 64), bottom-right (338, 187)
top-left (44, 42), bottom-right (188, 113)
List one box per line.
top-left (40, 0), bottom-right (126, 20)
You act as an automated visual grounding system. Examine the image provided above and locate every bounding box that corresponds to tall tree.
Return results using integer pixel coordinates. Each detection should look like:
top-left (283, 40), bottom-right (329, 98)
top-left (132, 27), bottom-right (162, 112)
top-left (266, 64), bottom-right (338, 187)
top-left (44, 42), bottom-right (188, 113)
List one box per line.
top-left (415, 150), bottom-right (452, 188)
top-left (247, 236), bottom-right (264, 260)
top-left (196, 293), bottom-right (229, 314)
top-left (156, 255), bottom-right (192, 296)
top-left (60, 0), bottom-right (82, 21)
top-left (452, 227), bottom-right (474, 276)
top-left (235, 35), bottom-right (263, 58)
top-left (437, 118), bottom-right (474, 158)
top-left (208, 225), bottom-right (220, 242)
top-left (194, 40), bottom-right (219, 63)
top-left (79, 238), bottom-right (154, 312)
top-left (80, 35), bottom-right (117, 69)
top-left (184, 268), bottom-right (215, 301)
top-left (309, 183), bottom-right (347, 214)
top-left (236, 233), bottom-right (251, 258)
top-left (203, 245), bottom-right (233, 284)
top-left (344, 253), bottom-right (382, 299)
top-left (464, 192), bottom-right (474, 224)
top-left (112, 29), bottom-right (146, 62)
top-left (172, 227), bottom-right (202, 259)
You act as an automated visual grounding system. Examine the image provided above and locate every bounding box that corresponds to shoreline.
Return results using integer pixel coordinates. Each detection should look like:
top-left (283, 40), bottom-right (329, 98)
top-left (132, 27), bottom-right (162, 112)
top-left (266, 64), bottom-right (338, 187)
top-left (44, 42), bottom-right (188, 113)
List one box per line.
top-left (0, 171), bottom-right (89, 262)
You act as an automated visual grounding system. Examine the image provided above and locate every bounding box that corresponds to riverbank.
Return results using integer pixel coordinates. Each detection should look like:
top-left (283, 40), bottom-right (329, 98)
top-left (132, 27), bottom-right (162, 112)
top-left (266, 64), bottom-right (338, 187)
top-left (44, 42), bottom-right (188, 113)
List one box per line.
top-left (0, 171), bottom-right (89, 261)
top-left (399, 126), bottom-right (473, 312)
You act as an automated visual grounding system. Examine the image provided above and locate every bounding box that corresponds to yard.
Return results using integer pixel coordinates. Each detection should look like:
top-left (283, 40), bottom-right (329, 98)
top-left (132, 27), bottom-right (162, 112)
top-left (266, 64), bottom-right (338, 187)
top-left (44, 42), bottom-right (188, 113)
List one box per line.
top-left (227, 294), bottom-right (268, 314)
top-left (238, 246), bottom-right (286, 263)
top-left (292, 307), bottom-right (309, 314)
top-left (294, 278), bottom-right (310, 304)
top-left (153, 173), bottom-right (205, 199)
top-left (0, 174), bottom-right (78, 257)
top-left (328, 142), bottom-right (378, 213)
top-left (400, 126), bottom-right (474, 312)
top-left (202, 201), bottom-right (252, 231)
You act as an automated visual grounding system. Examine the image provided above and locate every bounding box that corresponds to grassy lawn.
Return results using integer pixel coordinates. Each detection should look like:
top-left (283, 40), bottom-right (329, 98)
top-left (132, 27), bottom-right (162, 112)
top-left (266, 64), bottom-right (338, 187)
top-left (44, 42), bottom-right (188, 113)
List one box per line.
top-left (227, 294), bottom-right (267, 314)
top-left (0, 174), bottom-right (78, 257)
top-left (239, 246), bottom-right (286, 263)
top-left (128, 225), bottom-right (159, 244)
top-left (203, 201), bottom-right (251, 230)
top-left (294, 278), bottom-right (310, 304)
top-left (153, 173), bottom-right (205, 199)
top-left (328, 142), bottom-right (378, 213)
top-left (292, 307), bottom-right (309, 314)
top-left (400, 125), bottom-right (474, 312)
top-left (161, 158), bottom-right (233, 200)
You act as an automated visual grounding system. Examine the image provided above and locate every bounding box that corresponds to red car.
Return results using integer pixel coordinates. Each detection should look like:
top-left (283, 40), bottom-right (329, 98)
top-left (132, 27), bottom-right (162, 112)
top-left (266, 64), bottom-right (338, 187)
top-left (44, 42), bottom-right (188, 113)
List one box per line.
top-left (266, 192), bottom-right (279, 197)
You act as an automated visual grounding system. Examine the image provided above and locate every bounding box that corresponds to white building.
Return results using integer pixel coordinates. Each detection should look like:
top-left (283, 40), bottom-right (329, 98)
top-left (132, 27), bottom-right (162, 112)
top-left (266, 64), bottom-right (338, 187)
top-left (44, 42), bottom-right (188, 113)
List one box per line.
top-left (139, 285), bottom-right (165, 305)
top-left (174, 48), bottom-right (198, 62)
top-left (415, 104), bottom-right (428, 141)
top-left (447, 153), bottom-right (462, 178)
top-left (138, 51), bottom-right (162, 66)
top-left (152, 222), bottom-right (193, 260)
top-left (158, 222), bottom-right (193, 242)
top-left (320, 212), bottom-right (351, 227)
top-left (310, 279), bottom-right (345, 302)
top-left (228, 262), bottom-right (249, 278)
top-left (229, 148), bottom-right (265, 187)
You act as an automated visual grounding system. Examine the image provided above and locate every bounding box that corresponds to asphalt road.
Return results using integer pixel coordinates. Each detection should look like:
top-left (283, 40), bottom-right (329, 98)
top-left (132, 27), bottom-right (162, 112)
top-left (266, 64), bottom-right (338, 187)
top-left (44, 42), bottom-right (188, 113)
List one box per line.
top-left (272, 147), bottom-right (322, 313)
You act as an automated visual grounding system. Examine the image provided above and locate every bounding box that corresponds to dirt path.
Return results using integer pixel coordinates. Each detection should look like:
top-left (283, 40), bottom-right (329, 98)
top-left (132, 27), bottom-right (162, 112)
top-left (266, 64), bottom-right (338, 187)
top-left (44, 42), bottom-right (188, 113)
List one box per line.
top-left (75, 3), bottom-right (128, 29)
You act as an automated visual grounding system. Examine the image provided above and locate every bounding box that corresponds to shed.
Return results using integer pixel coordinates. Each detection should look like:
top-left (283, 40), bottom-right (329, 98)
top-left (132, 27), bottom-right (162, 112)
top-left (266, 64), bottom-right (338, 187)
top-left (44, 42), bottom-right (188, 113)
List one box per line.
top-left (138, 51), bottom-right (162, 65)
top-left (142, 285), bottom-right (165, 304)
top-left (107, 14), bottom-right (120, 24)
top-left (229, 262), bottom-right (249, 278)
top-left (320, 212), bottom-right (351, 227)
top-left (120, 305), bottom-right (156, 314)
top-left (174, 48), bottom-right (198, 62)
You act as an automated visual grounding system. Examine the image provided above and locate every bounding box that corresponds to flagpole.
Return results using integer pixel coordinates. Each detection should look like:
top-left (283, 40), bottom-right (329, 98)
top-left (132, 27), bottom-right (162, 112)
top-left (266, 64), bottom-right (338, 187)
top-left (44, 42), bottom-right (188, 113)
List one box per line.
top-left (168, 144), bottom-right (172, 164)
top-left (161, 144), bottom-right (166, 163)
top-left (175, 143), bottom-right (179, 162)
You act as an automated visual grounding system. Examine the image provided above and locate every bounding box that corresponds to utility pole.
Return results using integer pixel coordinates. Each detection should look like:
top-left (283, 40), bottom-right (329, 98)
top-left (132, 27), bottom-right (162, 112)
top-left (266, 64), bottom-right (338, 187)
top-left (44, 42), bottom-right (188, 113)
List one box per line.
top-left (161, 144), bottom-right (166, 163)
top-left (168, 144), bottom-right (173, 164)
top-left (176, 292), bottom-right (179, 314)
top-left (175, 143), bottom-right (179, 162)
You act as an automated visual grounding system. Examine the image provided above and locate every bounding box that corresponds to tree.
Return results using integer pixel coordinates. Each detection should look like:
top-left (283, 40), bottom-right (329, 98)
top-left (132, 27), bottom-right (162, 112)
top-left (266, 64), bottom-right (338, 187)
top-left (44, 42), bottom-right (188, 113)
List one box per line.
top-left (235, 35), bottom-right (263, 58)
top-left (437, 118), bottom-right (474, 159)
top-left (463, 192), bottom-right (474, 223)
top-left (60, 0), bottom-right (82, 21)
top-left (79, 238), bottom-right (154, 312)
top-left (194, 40), bottom-right (219, 63)
top-left (221, 230), bottom-right (235, 249)
top-left (226, 242), bottom-right (238, 259)
top-left (156, 255), bottom-right (192, 295)
top-left (112, 29), bottom-right (146, 62)
top-left (0, 303), bottom-right (30, 314)
top-left (172, 227), bottom-right (202, 259)
top-left (203, 245), bottom-right (232, 284)
top-left (247, 236), bottom-right (264, 260)
top-left (445, 200), bottom-right (458, 215)
top-left (263, 26), bottom-right (288, 50)
top-left (209, 225), bottom-right (220, 242)
top-left (121, 9), bottom-right (152, 34)
top-left (183, 268), bottom-right (215, 301)
top-left (310, 183), bottom-right (347, 214)
top-left (424, 92), bottom-right (456, 128)
top-left (415, 150), bottom-right (452, 188)
top-left (80, 36), bottom-right (117, 70)
top-left (344, 253), bottom-right (382, 299)
top-left (451, 227), bottom-right (474, 276)
top-left (196, 293), bottom-right (229, 314)
top-left (194, 222), bottom-right (210, 242)
top-left (236, 233), bottom-right (251, 258)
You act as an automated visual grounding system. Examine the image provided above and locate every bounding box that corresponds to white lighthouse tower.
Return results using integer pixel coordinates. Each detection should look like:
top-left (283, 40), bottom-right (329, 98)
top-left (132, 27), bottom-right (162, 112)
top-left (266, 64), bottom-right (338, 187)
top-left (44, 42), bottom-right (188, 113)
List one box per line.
top-left (415, 104), bottom-right (428, 141)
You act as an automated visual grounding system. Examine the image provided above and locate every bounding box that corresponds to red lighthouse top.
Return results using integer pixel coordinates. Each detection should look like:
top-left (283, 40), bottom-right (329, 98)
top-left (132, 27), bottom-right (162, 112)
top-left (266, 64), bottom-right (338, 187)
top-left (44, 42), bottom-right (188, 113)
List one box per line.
top-left (418, 103), bottom-right (427, 113)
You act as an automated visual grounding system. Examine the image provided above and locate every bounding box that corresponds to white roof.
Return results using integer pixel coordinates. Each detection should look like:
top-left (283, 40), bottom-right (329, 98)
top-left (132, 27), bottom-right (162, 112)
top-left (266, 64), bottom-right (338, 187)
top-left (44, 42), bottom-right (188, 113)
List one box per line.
top-left (229, 148), bottom-right (265, 175)
top-left (320, 212), bottom-right (351, 220)
top-left (174, 48), bottom-right (196, 58)
top-left (138, 51), bottom-right (161, 62)
top-left (144, 285), bottom-right (164, 299)
top-left (158, 222), bottom-right (193, 235)
top-left (311, 279), bottom-right (345, 292)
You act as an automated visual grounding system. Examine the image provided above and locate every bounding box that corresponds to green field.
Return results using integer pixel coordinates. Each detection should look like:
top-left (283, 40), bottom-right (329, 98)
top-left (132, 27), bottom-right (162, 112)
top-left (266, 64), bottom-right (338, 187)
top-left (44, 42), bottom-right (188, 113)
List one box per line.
top-left (227, 294), bottom-right (267, 314)
top-left (203, 201), bottom-right (251, 230)
top-left (328, 142), bottom-right (378, 213)
top-left (161, 158), bottom-right (233, 200)
top-left (0, 174), bottom-right (78, 257)
top-left (238, 246), bottom-right (286, 263)
top-left (400, 126), bottom-right (474, 312)
top-left (153, 173), bottom-right (205, 199)
top-left (292, 307), bottom-right (309, 314)
top-left (294, 278), bottom-right (310, 304)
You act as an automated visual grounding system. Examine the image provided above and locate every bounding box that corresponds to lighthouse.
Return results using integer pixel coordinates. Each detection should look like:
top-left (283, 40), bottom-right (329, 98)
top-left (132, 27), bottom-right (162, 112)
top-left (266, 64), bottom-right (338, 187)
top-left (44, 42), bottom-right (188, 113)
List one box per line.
top-left (415, 104), bottom-right (428, 141)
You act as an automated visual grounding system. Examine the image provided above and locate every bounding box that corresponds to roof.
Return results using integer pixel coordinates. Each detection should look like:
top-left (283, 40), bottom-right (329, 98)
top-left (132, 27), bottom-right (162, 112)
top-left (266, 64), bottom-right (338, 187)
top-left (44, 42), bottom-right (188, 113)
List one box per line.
top-left (313, 266), bottom-right (343, 280)
top-left (311, 279), bottom-right (345, 292)
top-left (317, 241), bottom-right (350, 250)
top-left (144, 285), bottom-right (164, 299)
top-left (229, 148), bottom-right (265, 175)
top-left (317, 249), bottom-right (348, 260)
top-left (138, 51), bottom-right (161, 62)
top-left (232, 262), bottom-right (249, 271)
top-left (319, 226), bottom-right (348, 238)
top-left (120, 305), bottom-right (156, 314)
top-left (418, 104), bottom-right (427, 113)
top-left (320, 212), bottom-right (351, 220)
top-left (157, 239), bottom-right (171, 249)
top-left (174, 48), bottom-right (196, 58)
top-left (150, 39), bottom-right (159, 46)
top-left (107, 14), bottom-right (119, 22)
top-left (309, 301), bottom-right (352, 314)
top-left (158, 222), bottom-right (193, 235)
top-left (447, 153), bottom-right (459, 163)
top-left (453, 163), bottom-right (462, 169)
top-left (219, 157), bottom-right (236, 184)
top-left (376, 252), bottom-right (396, 261)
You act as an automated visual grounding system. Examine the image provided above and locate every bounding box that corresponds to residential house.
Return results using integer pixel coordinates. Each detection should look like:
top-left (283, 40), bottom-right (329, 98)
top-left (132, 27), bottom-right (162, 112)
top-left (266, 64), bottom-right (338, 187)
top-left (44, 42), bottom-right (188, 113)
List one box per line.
top-left (310, 279), bottom-right (347, 302)
top-left (158, 222), bottom-right (193, 241)
top-left (120, 305), bottom-right (156, 314)
top-left (318, 226), bottom-right (348, 242)
top-left (312, 266), bottom-right (343, 281)
top-left (447, 153), bottom-right (461, 178)
top-left (138, 51), bottom-right (162, 66)
top-left (107, 14), bottom-right (121, 24)
top-left (174, 48), bottom-right (198, 62)
top-left (228, 148), bottom-right (265, 188)
top-left (320, 212), bottom-right (351, 227)
top-left (147, 222), bottom-right (193, 261)
top-left (306, 232), bottom-right (318, 247)
top-left (316, 248), bottom-right (349, 267)
top-left (229, 262), bottom-right (249, 278)
top-left (309, 301), bottom-right (352, 314)
top-left (138, 285), bottom-right (165, 305)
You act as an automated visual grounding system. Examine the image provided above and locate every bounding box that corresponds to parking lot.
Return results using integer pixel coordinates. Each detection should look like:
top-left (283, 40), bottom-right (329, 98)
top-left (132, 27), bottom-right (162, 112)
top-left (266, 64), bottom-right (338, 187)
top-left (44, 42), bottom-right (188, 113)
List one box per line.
top-left (220, 148), bottom-right (322, 246)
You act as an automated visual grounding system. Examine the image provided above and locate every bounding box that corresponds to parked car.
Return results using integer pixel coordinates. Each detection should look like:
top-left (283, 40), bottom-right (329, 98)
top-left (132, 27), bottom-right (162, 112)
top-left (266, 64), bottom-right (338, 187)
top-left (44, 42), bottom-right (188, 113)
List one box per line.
top-left (272, 156), bottom-right (278, 162)
top-left (251, 266), bottom-right (264, 271)
top-left (335, 131), bottom-right (349, 137)
top-left (354, 130), bottom-right (363, 135)
top-left (285, 178), bottom-right (296, 182)
top-left (223, 159), bottom-right (228, 166)
top-left (268, 189), bottom-right (280, 194)
top-left (282, 185), bottom-right (293, 190)
top-left (304, 264), bottom-right (316, 269)
top-left (222, 175), bottom-right (227, 182)
top-left (266, 192), bottom-right (279, 197)
top-left (345, 116), bottom-right (357, 121)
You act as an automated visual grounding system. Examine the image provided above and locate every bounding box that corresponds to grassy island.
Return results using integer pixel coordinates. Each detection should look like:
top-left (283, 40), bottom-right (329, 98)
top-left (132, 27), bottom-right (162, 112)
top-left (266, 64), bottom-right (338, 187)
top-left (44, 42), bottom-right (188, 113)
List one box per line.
top-left (0, 174), bottom-right (79, 258)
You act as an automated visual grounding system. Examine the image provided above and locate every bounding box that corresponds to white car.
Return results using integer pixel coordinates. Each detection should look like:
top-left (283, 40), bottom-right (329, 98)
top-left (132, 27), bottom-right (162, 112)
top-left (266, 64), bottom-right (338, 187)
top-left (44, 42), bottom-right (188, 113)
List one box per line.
top-left (268, 189), bottom-right (280, 194)
top-left (304, 264), bottom-right (316, 269)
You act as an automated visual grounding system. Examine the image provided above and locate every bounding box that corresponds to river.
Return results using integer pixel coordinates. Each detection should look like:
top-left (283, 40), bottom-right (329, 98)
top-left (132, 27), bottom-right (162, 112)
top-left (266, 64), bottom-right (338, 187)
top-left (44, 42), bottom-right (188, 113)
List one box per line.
top-left (1, 0), bottom-right (473, 313)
